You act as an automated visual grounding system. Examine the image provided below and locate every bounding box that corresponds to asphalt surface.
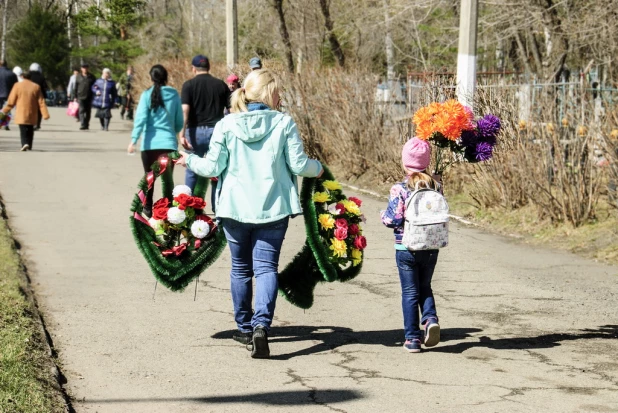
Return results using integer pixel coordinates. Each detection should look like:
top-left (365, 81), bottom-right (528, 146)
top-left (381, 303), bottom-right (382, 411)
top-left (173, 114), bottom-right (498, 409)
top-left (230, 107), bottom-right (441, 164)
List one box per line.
top-left (0, 108), bottom-right (617, 412)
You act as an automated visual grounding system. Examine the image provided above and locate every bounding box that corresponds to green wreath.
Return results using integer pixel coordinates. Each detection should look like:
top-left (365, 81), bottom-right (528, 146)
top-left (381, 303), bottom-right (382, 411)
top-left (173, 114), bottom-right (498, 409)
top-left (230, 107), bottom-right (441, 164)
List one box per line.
top-left (278, 166), bottom-right (364, 309)
top-left (129, 151), bottom-right (227, 291)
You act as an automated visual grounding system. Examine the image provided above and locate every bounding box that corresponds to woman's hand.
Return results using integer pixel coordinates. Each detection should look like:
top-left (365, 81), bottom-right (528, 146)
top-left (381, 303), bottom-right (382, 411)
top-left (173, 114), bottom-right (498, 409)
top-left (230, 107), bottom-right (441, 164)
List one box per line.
top-left (127, 142), bottom-right (136, 154)
top-left (176, 151), bottom-right (189, 167)
top-left (179, 131), bottom-right (193, 150)
top-left (316, 167), bottom-right (324, 179)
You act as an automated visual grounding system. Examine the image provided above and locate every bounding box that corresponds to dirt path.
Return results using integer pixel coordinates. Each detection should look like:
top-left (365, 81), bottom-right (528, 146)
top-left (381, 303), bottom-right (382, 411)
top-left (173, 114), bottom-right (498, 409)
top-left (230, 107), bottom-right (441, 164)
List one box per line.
top-left (0, 108), bottom-right (617, 412)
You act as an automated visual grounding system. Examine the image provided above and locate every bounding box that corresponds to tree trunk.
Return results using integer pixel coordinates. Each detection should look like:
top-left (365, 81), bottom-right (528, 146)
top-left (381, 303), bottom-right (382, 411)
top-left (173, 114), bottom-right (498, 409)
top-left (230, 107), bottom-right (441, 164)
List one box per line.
top-left (514, 31), bottom-right (533, 75)
top-left (1, 0), bottom-right (8, 62)
top-left (272, 0), bottom-right (294, 73)
top-left (383, 0), bottom-right (394, 81)
top-left (318, 0), bottom-right (345, 67)
top-left (65, 0), bottom-right (73, 68)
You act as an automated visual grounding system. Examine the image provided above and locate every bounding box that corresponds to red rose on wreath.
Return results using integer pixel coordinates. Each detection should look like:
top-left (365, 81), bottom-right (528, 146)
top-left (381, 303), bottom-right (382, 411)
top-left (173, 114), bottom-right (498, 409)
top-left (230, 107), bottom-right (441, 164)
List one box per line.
top-left (152, 198), bottom-right (170, 220)
top-left (334, 227), bottom-right (348, 240)
top-left (335, 218), bottom-right (348, 229)
top-left (188, 196), bottom-right (206, 210)
top-left (335, 203), bottom-right (346, 215)
top-left (353, 235), bottom-right (367, 250)
top-left (174, 193), bottom-right (191, 210)
top-left (349, 223), bottom-right (360, 236)
top-left (348, 197), bottom-right (362, 207)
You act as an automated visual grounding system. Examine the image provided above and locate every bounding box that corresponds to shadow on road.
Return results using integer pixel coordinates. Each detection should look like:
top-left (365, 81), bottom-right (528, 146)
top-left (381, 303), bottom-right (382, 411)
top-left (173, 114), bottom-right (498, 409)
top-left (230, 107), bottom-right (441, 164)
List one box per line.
top-left (212, 326), bottom-right (482, 360)
top-left (83, 389), bottom-right (362, 405)
top-left (432, 324), bottom-right (618, 354)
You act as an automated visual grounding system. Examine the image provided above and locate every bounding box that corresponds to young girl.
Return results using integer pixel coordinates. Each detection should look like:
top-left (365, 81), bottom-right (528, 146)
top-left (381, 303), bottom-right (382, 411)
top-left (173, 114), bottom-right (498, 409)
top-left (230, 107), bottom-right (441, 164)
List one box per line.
top-left (381, 137), bottom-right (441, 353)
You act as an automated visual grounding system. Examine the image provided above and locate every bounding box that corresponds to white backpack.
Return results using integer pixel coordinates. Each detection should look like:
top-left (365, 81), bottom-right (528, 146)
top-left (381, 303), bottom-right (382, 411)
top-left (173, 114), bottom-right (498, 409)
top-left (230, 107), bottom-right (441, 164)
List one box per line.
top-left (401, 183), bottom-right (449, 250)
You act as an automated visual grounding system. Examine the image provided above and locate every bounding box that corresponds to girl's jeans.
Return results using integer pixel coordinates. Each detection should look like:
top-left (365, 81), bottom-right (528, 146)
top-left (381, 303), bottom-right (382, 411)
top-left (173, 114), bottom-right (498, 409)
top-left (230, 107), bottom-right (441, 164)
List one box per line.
top-left (222, 217), bottom-right (289, 333)
top-left (396, 249), bottom-right (439, 340)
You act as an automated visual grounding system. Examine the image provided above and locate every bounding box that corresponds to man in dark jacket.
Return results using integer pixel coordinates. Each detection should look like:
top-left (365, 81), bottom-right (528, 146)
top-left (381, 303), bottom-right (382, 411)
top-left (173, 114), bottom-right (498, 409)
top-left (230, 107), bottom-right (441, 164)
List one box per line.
top-left (0, 60), bottom-right (17, 131)
top-left (28, 63), bottom-right (48, 130)
top-left (75, 64), bottom-right (96, 130)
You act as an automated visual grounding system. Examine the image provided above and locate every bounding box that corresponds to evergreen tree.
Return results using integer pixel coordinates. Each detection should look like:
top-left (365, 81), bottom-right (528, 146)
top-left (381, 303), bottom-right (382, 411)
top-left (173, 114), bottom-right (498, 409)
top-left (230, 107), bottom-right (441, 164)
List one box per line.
top-left (73, 0), bottom-right (146, 74)
top-left (7, 5), bottom-right (70, 88)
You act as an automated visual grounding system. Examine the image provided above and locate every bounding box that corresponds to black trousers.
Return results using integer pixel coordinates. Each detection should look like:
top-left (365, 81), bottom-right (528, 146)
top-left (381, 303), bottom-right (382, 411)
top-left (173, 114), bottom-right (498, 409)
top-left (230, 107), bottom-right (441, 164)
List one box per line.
top-left (120, 96), bottom-right (134, 120)
top-left (78, 99), bottom-right (92, 128)
top-left (141, 149), bottom-right (174, 211)
top-left (19, 125), bottom-right (35, 149)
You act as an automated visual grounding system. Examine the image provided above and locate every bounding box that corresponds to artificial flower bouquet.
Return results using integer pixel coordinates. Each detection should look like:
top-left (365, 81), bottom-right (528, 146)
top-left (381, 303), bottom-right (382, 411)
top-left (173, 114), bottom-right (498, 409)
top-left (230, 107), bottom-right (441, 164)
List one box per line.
top-left (313, 180), bottom-right (366, 267)
top-left (149, 185), bottom-right (217, 257)
top-left (412, 99), bottom-right (502, 173)
top-left (0, 112), bottom-right (11, 128)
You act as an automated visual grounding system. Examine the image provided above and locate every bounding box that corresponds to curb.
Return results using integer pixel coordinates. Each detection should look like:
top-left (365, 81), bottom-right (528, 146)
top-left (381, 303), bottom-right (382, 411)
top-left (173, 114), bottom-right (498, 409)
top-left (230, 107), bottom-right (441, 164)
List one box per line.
top-left (0, 196), bottom-right (75, 413)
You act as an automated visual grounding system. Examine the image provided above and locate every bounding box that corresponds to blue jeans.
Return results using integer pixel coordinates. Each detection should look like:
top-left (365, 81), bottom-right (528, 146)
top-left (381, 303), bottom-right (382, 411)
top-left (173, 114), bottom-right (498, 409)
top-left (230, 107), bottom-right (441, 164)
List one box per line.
top-left (396, 249), bottom-right (439, 340)
top-left (185, 126), bottom-right (217, 212)
top-left (222, 217), bottom-right (289, 333)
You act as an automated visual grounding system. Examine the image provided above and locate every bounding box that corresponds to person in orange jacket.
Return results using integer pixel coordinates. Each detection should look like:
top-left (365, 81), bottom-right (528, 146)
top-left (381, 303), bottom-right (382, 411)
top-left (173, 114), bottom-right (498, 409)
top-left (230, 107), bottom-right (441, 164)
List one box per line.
top-left (1, 70), bottom-right (50, 151)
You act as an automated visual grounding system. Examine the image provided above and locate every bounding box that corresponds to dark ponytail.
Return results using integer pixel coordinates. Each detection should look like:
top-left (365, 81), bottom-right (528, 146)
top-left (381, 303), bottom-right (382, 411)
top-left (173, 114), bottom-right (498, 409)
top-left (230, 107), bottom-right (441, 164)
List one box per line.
top-left (149, 64), bottom-right (168, 110)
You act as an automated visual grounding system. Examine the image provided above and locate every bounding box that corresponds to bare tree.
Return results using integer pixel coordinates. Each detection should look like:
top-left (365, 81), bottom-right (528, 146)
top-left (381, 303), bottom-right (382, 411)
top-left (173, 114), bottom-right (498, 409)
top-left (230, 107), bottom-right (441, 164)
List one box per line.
top-left (318, 0), bottom-right (344, 67)
top-left (271, 0), bottom-right (294, 72)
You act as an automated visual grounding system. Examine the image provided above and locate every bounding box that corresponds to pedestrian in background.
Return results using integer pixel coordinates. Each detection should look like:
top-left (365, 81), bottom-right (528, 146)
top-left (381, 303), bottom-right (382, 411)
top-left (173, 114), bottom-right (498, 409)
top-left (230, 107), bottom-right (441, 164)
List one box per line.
top-left (92, 68), bottom-right (117, 131)
top-left (28, 63), bottom-right (47, 130)
top-left (226, 74), bottom-right (241, 92)
top-left (0, 60), bottom-right (18, 131)
top-left (128, 65), bottom-right (183, 218)
top-left (118, 66), bottom-right (134, 120)
top-left (1, 71), bottom-right (50, 151)
top-left (67, 68), bottom-right (80, 122)
top-left (13, 66), bottom-right (23, 82)
top-left (180, 54), bottom-right (230, 212)
top-left (249, 57), bottom-right (262, 71)
top-left (75, 64), bottom-right (96, 130)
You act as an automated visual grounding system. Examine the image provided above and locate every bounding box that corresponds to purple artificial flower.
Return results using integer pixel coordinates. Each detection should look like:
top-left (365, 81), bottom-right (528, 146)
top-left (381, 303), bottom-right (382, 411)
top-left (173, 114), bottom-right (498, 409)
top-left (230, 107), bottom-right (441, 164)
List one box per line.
top-left (474, 142), bottom-right (494, 162)
top-left (459, 130), bottom-right (479, 147)
top-left (476, 114), bottom-right (501, 141)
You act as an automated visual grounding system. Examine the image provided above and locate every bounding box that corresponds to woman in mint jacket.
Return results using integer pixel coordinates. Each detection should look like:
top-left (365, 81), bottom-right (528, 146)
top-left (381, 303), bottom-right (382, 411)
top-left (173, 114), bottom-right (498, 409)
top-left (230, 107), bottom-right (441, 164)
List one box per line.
top-left (178, 69), bottom-right (323, 359)
top-left (128, 65), bottom-right (183, 218)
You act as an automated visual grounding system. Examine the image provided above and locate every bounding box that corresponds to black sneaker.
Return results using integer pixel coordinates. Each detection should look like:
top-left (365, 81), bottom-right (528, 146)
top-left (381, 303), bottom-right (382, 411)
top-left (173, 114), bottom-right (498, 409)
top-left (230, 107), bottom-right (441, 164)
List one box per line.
top-left (232, 331), bottom-right (252, 345)
top-left (250, 326), bottom-right (270, 359)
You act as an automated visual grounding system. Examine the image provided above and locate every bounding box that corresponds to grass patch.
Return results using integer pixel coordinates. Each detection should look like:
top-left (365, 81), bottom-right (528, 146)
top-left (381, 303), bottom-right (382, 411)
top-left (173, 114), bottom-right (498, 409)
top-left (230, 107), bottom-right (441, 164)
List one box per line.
top-left (448, 193), bottom-right (618, 265)
top-left (0, 218), bottom-right (66, 413)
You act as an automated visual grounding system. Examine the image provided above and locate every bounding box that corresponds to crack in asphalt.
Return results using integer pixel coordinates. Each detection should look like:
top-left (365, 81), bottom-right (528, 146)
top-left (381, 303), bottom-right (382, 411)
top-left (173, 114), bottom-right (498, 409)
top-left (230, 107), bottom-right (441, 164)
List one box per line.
top-left (284, 369), bottom-right (348, 413)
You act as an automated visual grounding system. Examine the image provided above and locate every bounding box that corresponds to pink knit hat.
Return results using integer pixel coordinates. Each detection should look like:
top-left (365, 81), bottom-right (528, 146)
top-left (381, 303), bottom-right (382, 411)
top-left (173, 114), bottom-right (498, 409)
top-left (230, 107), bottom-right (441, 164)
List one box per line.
top-left (402, 137), bottom-right (431, 172)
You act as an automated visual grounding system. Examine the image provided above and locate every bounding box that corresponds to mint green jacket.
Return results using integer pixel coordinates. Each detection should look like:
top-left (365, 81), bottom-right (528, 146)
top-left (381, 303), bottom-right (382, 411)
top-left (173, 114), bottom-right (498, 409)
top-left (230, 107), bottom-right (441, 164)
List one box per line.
top-left (186, 110), bottom-right (323, 223)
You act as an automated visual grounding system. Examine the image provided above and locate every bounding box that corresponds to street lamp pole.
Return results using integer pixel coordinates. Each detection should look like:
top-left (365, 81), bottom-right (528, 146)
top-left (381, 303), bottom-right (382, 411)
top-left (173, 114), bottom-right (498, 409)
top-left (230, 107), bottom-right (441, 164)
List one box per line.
top-left (456, 0), bottom-right (479, 109)
top-left (226, 0), bottom-right (238, 69)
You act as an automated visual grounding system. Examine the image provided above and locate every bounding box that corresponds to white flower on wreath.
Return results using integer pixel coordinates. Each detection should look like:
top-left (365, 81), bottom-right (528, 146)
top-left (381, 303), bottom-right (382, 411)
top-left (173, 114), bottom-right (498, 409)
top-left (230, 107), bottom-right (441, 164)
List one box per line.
top-left (172, 184), bottom-right (192, 197)
top-left (191, 220), bottom-right (210, 239)
top-left (167, 207), bottom-right (186, 225)
top-left (148, 218), bottom-right (165, 232)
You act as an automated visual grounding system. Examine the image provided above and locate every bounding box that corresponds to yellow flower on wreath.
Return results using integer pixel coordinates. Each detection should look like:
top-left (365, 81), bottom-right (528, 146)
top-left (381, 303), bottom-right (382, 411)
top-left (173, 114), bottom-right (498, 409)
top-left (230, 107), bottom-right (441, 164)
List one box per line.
top-left (351, 248), bottom-right (362, 266)
top-left (341, 199), bottom-right (361, 216)
top-left (313, 191), bottom-right (330, 203)
top-left (318, 213), bottom-right (335, 230)
top-left (322, 180), bottom-right (342, 191)
top-left (330, 238), bottom-right (347, 258)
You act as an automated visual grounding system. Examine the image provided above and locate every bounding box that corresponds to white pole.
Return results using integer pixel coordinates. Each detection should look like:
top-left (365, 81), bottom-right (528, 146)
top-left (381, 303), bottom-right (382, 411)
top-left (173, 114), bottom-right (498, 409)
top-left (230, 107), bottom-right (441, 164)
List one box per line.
top-left (456, 0), bottom-right (478, 108)
top-left (226, 0), bottom-right (238, 69)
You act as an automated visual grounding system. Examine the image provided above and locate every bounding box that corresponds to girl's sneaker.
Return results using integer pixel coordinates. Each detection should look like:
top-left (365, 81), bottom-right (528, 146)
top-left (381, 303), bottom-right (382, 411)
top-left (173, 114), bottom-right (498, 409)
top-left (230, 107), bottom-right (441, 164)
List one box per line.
top-left (423, 318), bottom-right (440, 347)
top-left (403, 339), bottom-right (422, 353)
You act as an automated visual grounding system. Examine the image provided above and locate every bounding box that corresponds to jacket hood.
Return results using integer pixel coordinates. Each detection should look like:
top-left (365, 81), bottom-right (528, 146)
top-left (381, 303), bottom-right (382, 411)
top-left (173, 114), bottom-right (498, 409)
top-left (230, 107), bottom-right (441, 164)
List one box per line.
top-left (223, 110), bottom-right (286, 143)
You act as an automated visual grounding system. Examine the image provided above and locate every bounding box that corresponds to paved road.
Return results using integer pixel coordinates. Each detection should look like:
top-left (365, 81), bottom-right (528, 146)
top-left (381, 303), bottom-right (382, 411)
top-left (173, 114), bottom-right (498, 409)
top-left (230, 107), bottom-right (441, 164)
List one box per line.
top-left (1, 108), bottom-right (617, 413)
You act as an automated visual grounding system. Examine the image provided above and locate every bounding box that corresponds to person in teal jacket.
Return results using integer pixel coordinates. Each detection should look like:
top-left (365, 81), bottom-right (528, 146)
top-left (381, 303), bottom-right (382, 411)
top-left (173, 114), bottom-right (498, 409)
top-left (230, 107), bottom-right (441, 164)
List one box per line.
top-left (177, 69), bottom-right (323, 359)
top-left (128, 65), bottom-right (183, 218)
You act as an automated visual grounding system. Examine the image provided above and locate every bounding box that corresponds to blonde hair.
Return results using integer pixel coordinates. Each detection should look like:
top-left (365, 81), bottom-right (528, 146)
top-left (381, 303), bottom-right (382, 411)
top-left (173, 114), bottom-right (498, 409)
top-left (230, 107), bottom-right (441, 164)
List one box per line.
top-left (230, 69), bottom-right (280, 113)
top-left (405, 170), bottom-right (438, 191)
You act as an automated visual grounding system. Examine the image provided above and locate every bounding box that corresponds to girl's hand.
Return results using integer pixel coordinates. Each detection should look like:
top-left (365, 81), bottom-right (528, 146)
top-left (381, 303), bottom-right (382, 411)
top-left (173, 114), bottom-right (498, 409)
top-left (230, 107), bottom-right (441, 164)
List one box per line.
top-left (127, 142), bottom-right (136, 154)
top-left (177, 151), bottom-right (189, 167)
